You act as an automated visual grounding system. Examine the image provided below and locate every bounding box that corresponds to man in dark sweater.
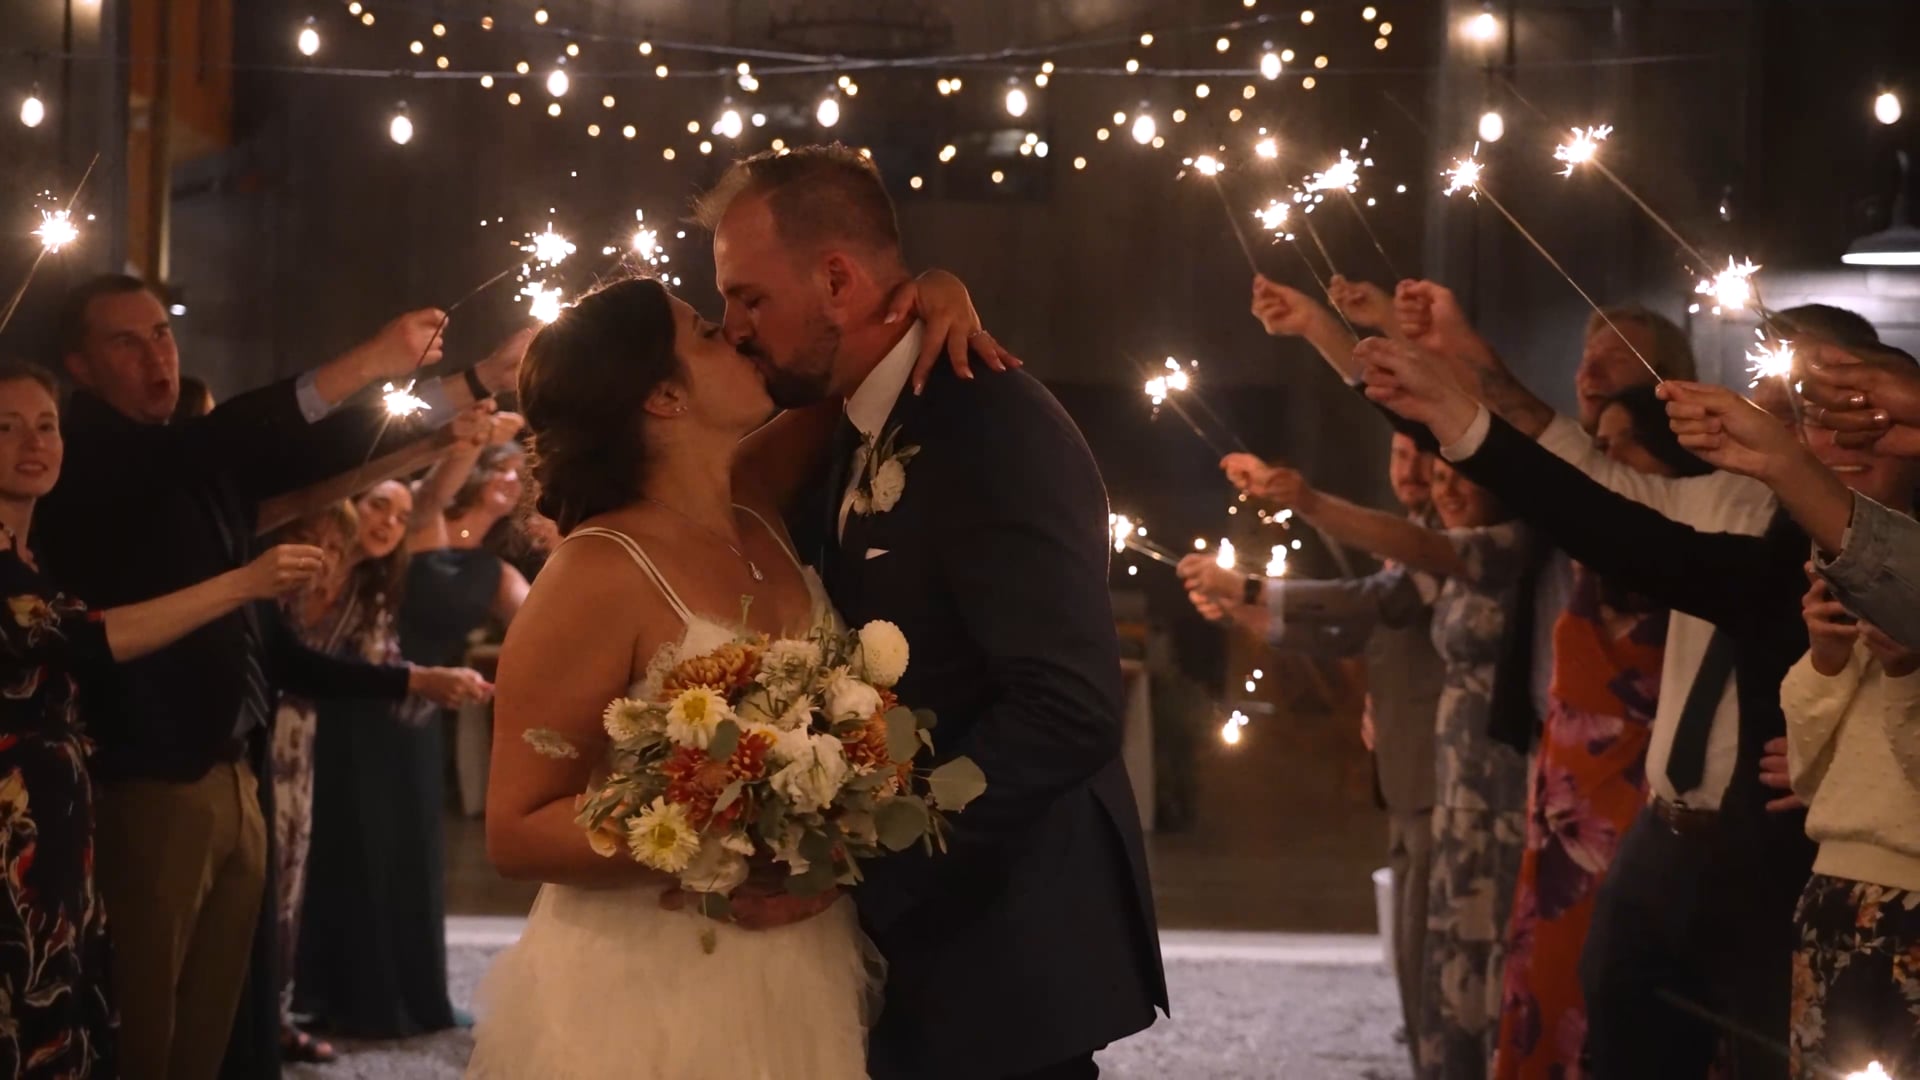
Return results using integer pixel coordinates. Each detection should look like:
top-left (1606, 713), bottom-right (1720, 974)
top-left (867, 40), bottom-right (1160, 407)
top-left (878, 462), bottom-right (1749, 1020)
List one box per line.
top-left (37, 274), bottom-right (522, 1079)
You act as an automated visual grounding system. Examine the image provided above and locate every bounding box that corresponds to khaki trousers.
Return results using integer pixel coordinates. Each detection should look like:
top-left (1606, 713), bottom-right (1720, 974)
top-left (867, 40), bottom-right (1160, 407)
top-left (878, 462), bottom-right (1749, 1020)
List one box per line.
top-left (95, 762), bottom-right (269, 1080)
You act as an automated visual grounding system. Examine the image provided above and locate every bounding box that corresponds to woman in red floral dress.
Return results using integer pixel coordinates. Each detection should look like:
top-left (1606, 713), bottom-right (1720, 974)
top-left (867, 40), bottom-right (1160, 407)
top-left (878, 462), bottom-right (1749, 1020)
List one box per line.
top-left (0, 362), bottom-right (322, 1077)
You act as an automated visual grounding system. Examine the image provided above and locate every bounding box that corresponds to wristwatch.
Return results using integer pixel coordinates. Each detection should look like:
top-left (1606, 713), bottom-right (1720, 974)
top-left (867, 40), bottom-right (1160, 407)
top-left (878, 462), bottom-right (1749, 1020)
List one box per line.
top-left (1241, 575), bottom-right (1264, 606)
top-left (465, 366), bottom-right (492, 402)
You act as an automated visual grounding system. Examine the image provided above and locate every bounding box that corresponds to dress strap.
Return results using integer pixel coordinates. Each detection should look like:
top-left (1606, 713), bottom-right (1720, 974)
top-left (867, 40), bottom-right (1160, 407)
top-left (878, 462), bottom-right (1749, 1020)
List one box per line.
top-left (734, 504), bottom-right (808, 576)
top-left (566, 527), bottom-right (696, 625)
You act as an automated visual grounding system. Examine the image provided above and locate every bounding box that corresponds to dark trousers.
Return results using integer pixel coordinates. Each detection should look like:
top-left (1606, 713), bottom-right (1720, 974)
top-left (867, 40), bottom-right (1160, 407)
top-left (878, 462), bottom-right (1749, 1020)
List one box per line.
top-left (1008, 1054), bottom-right (1099, 1080)
top-left (1580, 804), bottom-right (1814, 1080)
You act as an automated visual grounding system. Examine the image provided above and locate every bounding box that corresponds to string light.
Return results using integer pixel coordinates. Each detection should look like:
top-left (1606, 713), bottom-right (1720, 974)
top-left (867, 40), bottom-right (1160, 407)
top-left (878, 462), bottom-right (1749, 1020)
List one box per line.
top-left (623, 124), bottom-right (637, 139)
top-left (939, 144), bottom-right (957, 162)
top-left (432, 22), bottom-right (446, 37)
top-left (388, 103), bottom-right (413, 144)
top-left (19, 89), bottom-right (45, 128)
top-left (297, 18), bottom-right (321, 56)
top-left (546, 69), bottom-right (569, 97)
top-left (1074, 156), bottom-right (1087, 170)
top-left (533, 8), bottom-right (549, 25)
top-left (1466, 10), bottom-right (1501, 43)
top-left (506, 91), bottom-right (520, 105)
top-left (714, 105), bottom-right (744, 139)
top-left (1216, 37), bottom-right (1231, 52)
top-left (602, 95), bottom-right (616, 108)
top-left (1261, 51), bottom-right (1282, 80)
top-left (1876, 91), bottom-right (1903, 126)
top-left (816, 95), bottom-right (841, 128)
top-left (1131, 111), bottom-right (1157, 144)
top-left (1196, 84), bottom-right (1211, 99)
top-left (1363, 5), bottom-right (1378, 18)
top-left (1005, 84), bottom-right (1029, 118)
top-left (1478, 109), bottom-right (1506, 143)
top-left (547, 102), bottom-right (562, 118)
top-left (1256, 136), bottom-right (1280, 159)
top-left (1300, 9), bottom-right (1316, 24)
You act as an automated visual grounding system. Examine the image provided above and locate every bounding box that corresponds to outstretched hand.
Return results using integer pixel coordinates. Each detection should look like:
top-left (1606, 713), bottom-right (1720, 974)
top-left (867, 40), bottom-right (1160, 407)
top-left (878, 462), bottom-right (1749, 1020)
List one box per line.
top-left (1251, 274), bottom-right (1339, 340)
top-left (1328, 276), bottom-right (1403, 338)
top-left (1658, 380), bottom-right (1805, 479)
top-left (1355, 337), bottom-right (1478, 442)
top-left (1800, 343), bottom-right (1920, 457)
top-left (888, 270), bottom-right (1023, 396)
top-left (1219, 453), bottom-right (1318, 511)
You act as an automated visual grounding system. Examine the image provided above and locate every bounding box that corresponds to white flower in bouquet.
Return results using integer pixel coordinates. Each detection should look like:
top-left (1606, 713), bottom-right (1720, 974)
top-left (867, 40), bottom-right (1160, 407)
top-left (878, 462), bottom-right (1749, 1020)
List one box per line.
top-left (678, 835), bottom-right (753, 894)
top-left (602, 698), bottom-right (654, 744)
top-left (769, 820), bottom-right (811, 874)
top-left (664, 686), bottom-right (734, 749)
top-left (734, 686), bottom-right (778, 729)
top-left (824, 668), bottom-right (883, 724)
top-left (638, 642), bottom-right (679, 702)
top-left (857, 620), bottom-right (910, 688)
top-left (770, 732), bottom-right (851, 813)
top-left (869, 458), bottom-right (907, 512)
top-left (627, 798), bottom-right (701, 873)
top-left (771, 695), bottom-right (815, 732)
top-left (768, 724), bottom-right (814, 766)
top-left (758, 639), bottom-right (823, 693)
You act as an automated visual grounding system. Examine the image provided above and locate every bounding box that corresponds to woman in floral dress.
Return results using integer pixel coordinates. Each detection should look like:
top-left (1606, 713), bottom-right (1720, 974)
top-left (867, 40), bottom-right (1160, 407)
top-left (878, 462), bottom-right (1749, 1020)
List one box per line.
top-left (1494, 387), bottom-right (1711, 1079)
top-left (1238, 454), bottom-right (1531, 1079)
top-left (0, 362), bottom-right (323, 1076)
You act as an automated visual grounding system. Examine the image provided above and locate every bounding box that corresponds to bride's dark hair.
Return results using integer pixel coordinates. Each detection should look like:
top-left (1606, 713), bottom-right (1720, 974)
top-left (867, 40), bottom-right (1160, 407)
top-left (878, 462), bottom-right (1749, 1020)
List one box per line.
top-left (518, 276), bottom-right (681, 534)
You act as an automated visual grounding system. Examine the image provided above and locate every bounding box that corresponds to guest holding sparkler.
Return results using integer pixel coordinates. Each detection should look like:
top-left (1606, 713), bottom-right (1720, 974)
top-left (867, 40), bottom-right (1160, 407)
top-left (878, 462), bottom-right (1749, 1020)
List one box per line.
top-left (1661, 351), bottom-right (1920, 1076)
top-left (34, 272), bottom-right (523, 1080)
top-left (1179, 431), bottom-right (1445, 1074)
top-left (0, 360), bottom-right (329, 1078)
top-left (1224, 448), bottom-right (1531, 1080)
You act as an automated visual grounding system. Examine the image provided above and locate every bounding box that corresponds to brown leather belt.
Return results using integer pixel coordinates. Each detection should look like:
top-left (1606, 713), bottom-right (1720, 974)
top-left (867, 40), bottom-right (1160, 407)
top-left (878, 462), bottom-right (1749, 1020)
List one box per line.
top-left (1651, 796), bottom-right (1719, 838)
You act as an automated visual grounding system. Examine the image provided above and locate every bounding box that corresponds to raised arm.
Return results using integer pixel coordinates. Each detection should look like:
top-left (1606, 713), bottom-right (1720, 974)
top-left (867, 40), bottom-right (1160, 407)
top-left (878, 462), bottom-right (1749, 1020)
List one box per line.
top-left (1220, 455), bottom-right (1464, 578)
top-left (1251, 275), bottom-right (1361, 380)
top-left (97, 545), bottom-right (323, 663)
top-left (255, 424), bottom-right (462, 537)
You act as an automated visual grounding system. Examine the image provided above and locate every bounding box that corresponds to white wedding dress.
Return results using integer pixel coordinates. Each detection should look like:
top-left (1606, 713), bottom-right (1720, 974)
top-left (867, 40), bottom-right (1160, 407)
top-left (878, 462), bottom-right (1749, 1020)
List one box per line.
top-left (467, 520), bottom-right (881, 1080)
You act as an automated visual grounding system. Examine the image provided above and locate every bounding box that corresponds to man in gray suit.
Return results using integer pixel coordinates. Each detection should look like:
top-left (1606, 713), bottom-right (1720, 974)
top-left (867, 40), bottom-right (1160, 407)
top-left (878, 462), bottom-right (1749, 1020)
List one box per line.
top-left (1179, 432), bottom-right (1444, 1067)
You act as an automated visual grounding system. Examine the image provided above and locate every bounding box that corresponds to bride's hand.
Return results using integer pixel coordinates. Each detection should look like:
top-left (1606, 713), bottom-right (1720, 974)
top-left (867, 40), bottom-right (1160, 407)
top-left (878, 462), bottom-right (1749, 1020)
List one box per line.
top-left (886, 270), bottom-right (1023, 396)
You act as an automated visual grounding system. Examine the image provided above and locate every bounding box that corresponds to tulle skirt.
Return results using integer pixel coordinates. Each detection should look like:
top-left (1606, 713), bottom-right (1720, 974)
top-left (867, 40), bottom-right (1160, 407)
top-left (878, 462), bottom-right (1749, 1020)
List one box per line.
top-left (468, 882), bottom-right (882, 1079)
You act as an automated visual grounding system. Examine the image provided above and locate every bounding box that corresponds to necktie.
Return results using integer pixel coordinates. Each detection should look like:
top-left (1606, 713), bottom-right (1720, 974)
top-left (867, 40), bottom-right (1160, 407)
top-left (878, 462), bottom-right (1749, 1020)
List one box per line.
top-left (1666, 627), bottom-right (1736, 795)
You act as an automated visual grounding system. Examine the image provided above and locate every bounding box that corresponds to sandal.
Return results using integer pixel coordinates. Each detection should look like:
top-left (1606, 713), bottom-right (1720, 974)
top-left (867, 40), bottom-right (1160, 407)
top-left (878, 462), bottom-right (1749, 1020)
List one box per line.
top-left (281, 1026), bottom-right (338, 1064)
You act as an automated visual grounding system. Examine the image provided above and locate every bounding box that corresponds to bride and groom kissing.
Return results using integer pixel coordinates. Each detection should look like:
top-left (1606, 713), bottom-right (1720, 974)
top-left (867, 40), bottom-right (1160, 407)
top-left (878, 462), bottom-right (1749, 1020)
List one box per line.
top-left (470, 144), bottom-right (1167, 1079)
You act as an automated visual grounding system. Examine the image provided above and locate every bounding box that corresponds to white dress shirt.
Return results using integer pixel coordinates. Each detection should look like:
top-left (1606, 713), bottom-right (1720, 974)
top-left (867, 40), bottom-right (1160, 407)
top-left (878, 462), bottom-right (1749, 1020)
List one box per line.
top-left (1445, 407), bottom-right (1780, 810)
top-left (838, 322), bottom-right (925, 538)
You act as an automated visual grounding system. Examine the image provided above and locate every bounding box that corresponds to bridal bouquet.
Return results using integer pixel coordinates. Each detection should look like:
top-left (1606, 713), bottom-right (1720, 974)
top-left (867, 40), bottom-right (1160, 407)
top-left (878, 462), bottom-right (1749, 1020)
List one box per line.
top-left (526, 618), bottom-right (984, 934)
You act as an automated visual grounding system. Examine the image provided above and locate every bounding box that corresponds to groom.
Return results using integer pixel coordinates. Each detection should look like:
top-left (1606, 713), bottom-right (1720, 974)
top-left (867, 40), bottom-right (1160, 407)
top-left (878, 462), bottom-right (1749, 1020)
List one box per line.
top-left (698, 145), bottom-right (1167, 1079)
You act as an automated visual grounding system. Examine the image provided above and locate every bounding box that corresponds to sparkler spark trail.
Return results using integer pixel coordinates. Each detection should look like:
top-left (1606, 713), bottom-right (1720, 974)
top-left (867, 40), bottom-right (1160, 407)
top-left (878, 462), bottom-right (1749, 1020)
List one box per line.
top-left (381, 382), bottom-right (431, 417)
top-left (523, 223), bottom-right (577, 268)
top-left (1214, 537), bottom-right (1238, 571)
top-left (1108, 513), bottom-right (1182, 567)
top-left (1745, 334), bottom-right (1796, 387)
top-left (1697, 257), bottom-right (1762, 314)
top-left (32, 210), bottom-right (78, 253)
top-left (1265, 544), bottom-right (1289, 577)
top-left (523, 282), bottom-right (567, 324)
top-left (1256, 200), bottom-right (1291, 234)
top-left (1306, 150), bottom-right (1361, 193)
top-left (1554, 125), bottom-right (1612, 178)
top-left (1444, 152), bottom-right (1664, 383)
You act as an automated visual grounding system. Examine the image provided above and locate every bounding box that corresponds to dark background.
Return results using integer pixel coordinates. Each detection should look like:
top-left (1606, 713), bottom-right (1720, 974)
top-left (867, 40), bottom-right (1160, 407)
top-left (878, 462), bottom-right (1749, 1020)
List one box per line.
top-left (6, 0), bottom-right (1920, 686)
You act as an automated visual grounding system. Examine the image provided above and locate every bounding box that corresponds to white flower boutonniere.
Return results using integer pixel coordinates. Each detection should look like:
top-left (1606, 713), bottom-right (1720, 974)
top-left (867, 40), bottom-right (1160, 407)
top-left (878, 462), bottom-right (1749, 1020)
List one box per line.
top-left (851, 425), bottom-right (920, 517)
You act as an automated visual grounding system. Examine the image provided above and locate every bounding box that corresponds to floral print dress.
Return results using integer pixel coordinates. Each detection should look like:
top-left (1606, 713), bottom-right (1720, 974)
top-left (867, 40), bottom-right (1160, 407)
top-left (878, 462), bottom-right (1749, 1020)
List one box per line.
top-left (0, 551), bottom-right (116, 1077)
top-left (1494, 565), bottom-right (1665, 1079)
top-left (1418, 522), bottom-right (1532, 1080)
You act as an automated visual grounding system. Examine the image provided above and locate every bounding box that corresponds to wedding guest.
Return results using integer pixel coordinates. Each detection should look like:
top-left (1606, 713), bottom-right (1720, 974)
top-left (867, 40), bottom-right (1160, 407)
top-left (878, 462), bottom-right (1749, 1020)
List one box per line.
top-left (35, 272), bottom-right (521, 1079)
top-left (0, 360), bottom-right (326, 1078)
top-left (1493, 385), bottom-right (1709, 1080)
top-left (292, 478), bottom-right (493, 1039)
top-left (173, 375), bottom-right (215, 422)
top-left (1228, 454), bottom-right (1530, 1080)
top-left (1179, 431), bottom-right (1444, 1073)
top-left (261, 493), bottom-right (487, 1063)
top-left (1661, 364), bottom-right (1920, 1075)
top-left (1359, 334), bottom-right (1824, 1080)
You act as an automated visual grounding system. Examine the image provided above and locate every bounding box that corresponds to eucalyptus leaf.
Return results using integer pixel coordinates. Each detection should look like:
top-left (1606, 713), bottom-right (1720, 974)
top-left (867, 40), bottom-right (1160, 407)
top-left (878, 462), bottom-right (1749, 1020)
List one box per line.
top-left (927, 757), bottom-right (988, 811)
top-left (757, 795), bottom-right (788, 838)
top-left (885, 706), bottom-right (919, 764)
top-left (713, 779), bottom-right (744, 814)
top-left (798, 827), bottom-right (836, 868)
top-left (913, 708), bottom-right (938, 732)
top-left (875, 796), bottom-right (930, 852)
top-left (787, 860), bottom-right (838, 898)
top-left (706, 720), bottom-right (741, 762)
top-left (846, 769), bottom-right (894, 793)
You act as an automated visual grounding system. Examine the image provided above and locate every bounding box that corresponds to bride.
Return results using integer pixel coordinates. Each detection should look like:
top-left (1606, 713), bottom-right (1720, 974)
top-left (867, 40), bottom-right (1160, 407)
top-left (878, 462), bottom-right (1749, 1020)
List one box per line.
top-left (467, 273), bottom-right (996, 1078)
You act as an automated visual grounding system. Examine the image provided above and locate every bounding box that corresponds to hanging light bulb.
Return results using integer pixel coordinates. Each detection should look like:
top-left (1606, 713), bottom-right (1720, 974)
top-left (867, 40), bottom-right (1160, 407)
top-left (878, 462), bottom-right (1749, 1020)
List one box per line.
top-left (1260, 50), bottom-right (1282, 80)
top-left (19, 88), bottom-right (45, 128)
top-left (1131, 111), bottom-right (1157, 145)
top-left (1466, 10), bottom-right (1501, 43)
top-left (1478, 109), bottom-right (1506, 143)
top-left (297, 18), bottom-right (321, 57)
top-left (816, 95), bottom-right (841, 128)
top-left (388, 103), bottom-right (414, 145)
top-left (546, 68), bottom-right (570, 98)
top-left (1005, 85), bottom-right (1029, 118)
top-left (714, 105), bottom-right (744, 139)
top-left (1876, 91), bottom-right (1904, 126)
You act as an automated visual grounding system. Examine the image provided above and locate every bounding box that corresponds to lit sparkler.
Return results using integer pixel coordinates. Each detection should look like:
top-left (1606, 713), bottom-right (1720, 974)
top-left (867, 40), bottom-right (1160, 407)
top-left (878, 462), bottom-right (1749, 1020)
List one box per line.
top-left (1254, 136), bottom-right (1280, 160)
top-left (1265, 544), bottom-right (1289, 577)
top-left (1553, 125), bottom-right (1612, 178)
top-left (1845, 1063), bottom-right (1892, 1080)
top-left (1192, 154), bottom-right (1225, 177)
top-left (1306, 150), bottom-right (1361, 193)
top-left (1220, 709), bottom-right (1250, 746)
top-left (1256, 199), bottom-right (1291, 235)
top-left (522, 223), bottom-right (576, 268)
top-left (1745, 332), bottom-right (1796, 387)
top-left (523, 282), bottom-right (567, 324)
top-left (1107, 512), bottom-right (1181, 567)
top-left (1696, 257), bottom-right (1761, 314)
top-left (1443, 149), bottom-right (1484, 198)
top-left (32, 209), bottom-right (78, 253)
top-left (381, 382), bottom-right (430, 417)
top-left (1143, 357), bottom-right (1192, 407)
top-left (1215, 537), bottom-right (1237, 571)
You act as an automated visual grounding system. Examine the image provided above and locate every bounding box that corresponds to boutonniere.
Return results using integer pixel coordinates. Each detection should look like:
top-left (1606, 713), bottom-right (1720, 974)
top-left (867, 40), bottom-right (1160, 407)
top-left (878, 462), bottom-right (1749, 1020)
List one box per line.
top-left (850, 425), bottom-right (920, 517)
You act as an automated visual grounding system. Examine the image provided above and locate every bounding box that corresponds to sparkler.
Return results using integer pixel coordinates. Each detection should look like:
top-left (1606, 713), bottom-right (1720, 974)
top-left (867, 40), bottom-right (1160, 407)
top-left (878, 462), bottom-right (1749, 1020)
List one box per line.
top-left (1745, 332), bottom-right (1796, 387)
top-left (1310, 144), bottom-right (1402, 279)
top-left (1697, 257), bottom-right (1762, 315)
top-left (1143, 356), bottom-right (1247, 459)
top-left (1214, 537), bottom-right (1238, 570)
top-left (1265, 544), bottom-right (1289, 577)
top-left (0, 153), bottom-right (101, 337)
top-left (1442, 150), bottom-right (1664, 384)
top-left (1108, 513), bottom-right (1183, 567)
top-left (1845, 1063), bottom-right (1892, 1080)
top-left (380, 383), bottom-right (431, 416)
top-left (1220, 709), bottom-right (1250, 746)
top-left (1553, 125), bottom-right (1612, 178)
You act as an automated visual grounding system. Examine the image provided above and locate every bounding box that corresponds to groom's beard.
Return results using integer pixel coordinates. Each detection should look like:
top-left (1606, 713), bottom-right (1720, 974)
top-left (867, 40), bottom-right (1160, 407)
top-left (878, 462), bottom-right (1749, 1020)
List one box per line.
top-left (748, 318), bottom-right (840, 411)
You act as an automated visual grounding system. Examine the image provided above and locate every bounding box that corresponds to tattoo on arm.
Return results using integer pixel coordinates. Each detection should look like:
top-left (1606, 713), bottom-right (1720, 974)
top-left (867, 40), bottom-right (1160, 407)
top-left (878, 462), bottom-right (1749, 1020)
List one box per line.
top-left (1475, 362), bottom-right (1554, 438)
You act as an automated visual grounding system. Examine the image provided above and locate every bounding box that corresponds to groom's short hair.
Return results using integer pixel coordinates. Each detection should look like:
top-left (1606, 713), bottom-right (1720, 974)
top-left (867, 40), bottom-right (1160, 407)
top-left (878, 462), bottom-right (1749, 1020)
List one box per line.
top-left (694, 143), bottom-right (902, 261)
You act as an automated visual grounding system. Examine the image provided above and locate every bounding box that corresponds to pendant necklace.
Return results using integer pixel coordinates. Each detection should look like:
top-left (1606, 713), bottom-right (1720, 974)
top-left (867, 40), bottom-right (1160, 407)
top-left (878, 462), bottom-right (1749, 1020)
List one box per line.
top-left (642, 499), bottom-right (765, 582)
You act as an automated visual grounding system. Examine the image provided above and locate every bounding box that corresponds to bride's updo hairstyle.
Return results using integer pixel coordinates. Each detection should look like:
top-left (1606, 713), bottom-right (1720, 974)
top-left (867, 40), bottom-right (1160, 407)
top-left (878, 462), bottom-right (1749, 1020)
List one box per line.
top-left (518, 276), bottom-right (680, 535)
